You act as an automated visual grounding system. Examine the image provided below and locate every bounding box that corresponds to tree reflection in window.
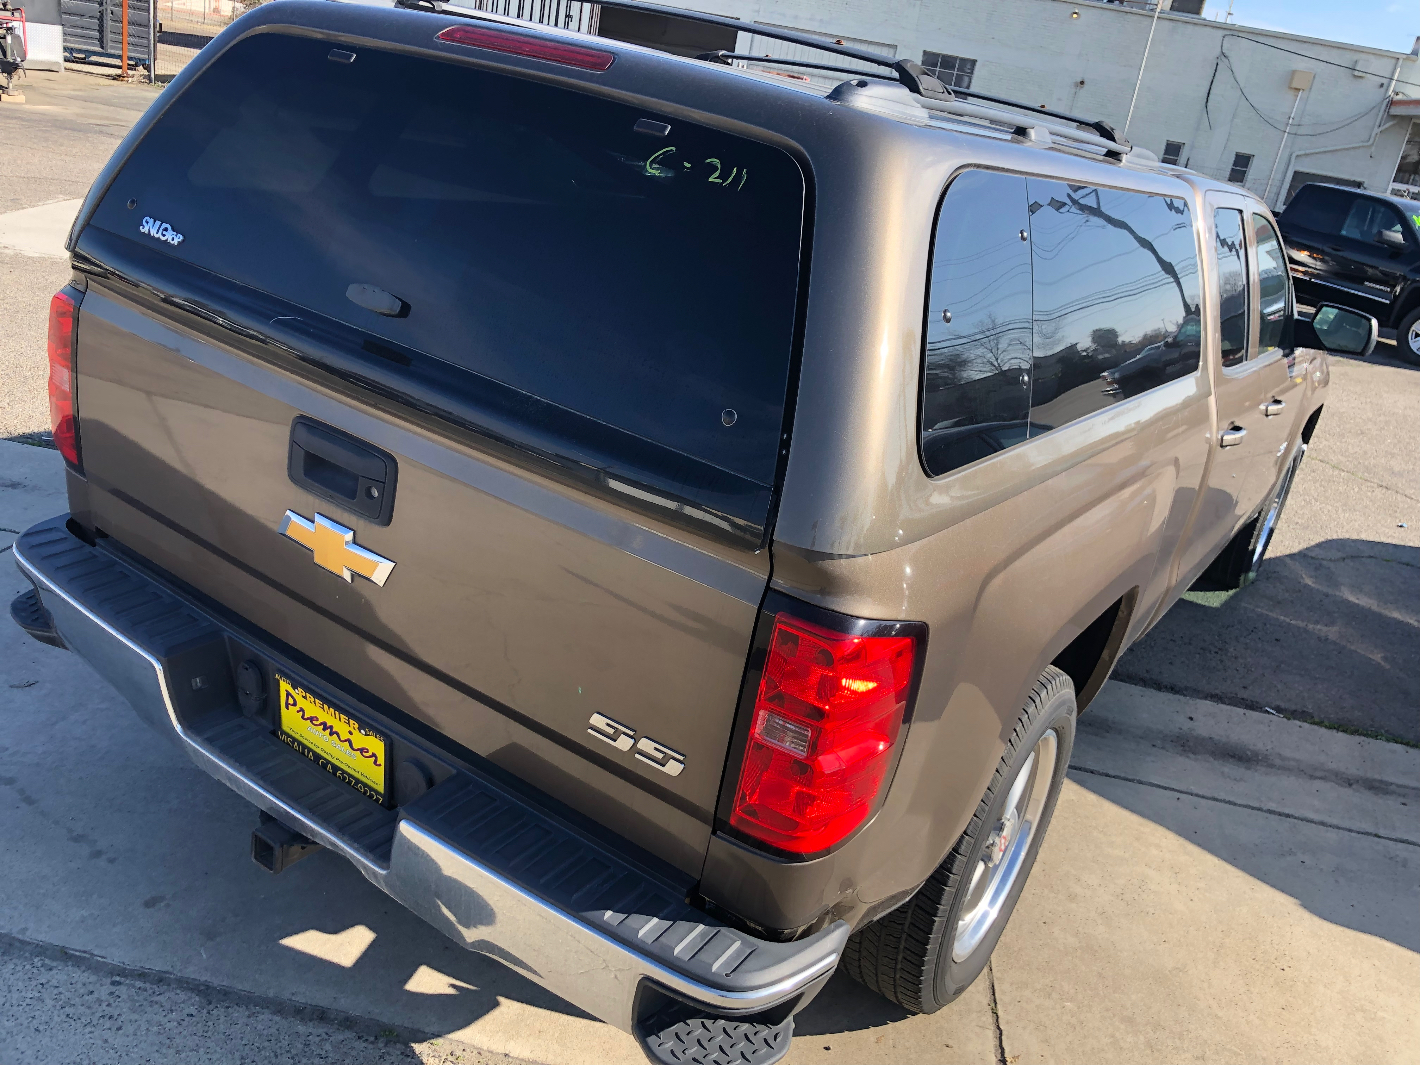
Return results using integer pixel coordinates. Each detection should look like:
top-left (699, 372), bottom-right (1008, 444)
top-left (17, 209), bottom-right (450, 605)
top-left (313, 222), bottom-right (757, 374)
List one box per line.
top-left (1215, 209), bottom-right (1250, 367)
top-left (1025, 181), bottom-right (1202, 428)
top-left (920, 170), bottom-right (1034, 476)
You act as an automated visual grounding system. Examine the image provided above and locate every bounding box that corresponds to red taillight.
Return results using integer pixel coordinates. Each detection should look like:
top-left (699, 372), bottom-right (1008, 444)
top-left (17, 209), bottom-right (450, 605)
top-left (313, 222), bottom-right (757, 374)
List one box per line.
top-left (729, 613), bottom-right (920, 855)
top-left (436, 24), bottom-right (615, 72)
top-left (47, 288), bottom-right (81, 470)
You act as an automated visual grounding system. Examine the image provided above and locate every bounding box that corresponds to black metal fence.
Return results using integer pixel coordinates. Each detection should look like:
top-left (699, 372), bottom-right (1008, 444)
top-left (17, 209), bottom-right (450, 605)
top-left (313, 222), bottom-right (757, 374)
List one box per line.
top-left (61, 0), bottom-right (155, 72)
top-left (142, 0), bottom-right (601, 82)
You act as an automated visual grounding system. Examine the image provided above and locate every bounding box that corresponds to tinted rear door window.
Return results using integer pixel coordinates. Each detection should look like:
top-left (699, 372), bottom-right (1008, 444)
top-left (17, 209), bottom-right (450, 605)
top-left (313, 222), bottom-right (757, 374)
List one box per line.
top-left (1025, 180), bottom-right (1201, 425)
top-left (90, 32), bottom-right (805, 497)
top-left (919, 170), bottom-right (1033, 477)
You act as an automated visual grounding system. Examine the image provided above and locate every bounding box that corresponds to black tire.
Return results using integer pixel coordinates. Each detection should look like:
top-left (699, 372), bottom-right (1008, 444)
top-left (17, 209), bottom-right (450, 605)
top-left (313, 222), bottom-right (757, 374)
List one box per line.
top-left (841, 666), bottom-right (1076, 1013)
top-left (1396, 306), bottom-right (1420, 366)
top-left (1194, 442), bottom-right (1306, 592)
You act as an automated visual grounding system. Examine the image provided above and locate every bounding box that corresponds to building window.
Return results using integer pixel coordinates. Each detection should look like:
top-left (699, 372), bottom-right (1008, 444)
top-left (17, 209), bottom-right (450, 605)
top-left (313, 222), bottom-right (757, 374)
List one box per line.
top-left (1228, 152), bottom-right (1253, 185)
top-left (1161, 140), bottom-right (1185, 166)
top-left (922, 50), bottom-right (977, 90)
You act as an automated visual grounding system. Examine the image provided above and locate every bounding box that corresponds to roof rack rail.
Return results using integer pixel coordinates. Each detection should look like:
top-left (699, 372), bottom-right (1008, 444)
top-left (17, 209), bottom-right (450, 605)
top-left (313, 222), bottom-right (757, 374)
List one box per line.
top-left (696, 50), bottom-right (900, 82)
top-left (950, 87), bottom-right (1129, 150)
top-left (397, 0), bottom-right (1135, 157)
top-left (922, 94), bottom-right (1133, 161)
top-left (697, 51), bottom-right (1127, 152)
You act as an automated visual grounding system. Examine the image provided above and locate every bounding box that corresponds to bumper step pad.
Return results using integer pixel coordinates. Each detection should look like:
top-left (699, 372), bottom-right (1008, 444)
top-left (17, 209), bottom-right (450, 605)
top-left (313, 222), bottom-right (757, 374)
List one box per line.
top-left (10, 585), bottom-right (65, 648)
top-left (197, 715), bottom-right (397, 866)
top-left (639, 1005), bottom-right (794, 1065)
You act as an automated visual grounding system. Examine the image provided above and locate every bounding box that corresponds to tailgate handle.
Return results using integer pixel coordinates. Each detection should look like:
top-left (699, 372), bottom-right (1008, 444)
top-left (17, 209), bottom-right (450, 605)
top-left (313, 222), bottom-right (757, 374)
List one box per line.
top-left (288, 417), bottom-right (398, 526)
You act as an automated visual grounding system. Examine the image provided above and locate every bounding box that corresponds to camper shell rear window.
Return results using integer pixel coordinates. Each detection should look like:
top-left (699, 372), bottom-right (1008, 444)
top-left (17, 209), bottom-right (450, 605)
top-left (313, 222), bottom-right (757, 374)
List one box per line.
top-left (89, 31), bottom-right (807, 540)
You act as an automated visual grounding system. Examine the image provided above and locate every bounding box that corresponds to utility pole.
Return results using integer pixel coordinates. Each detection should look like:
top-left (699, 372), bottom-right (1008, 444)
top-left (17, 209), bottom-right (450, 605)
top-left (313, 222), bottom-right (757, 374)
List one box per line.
top-left (1124, 0), bottom-right (1165, 136)
top-left (119, 0), bottom-right (130, 79)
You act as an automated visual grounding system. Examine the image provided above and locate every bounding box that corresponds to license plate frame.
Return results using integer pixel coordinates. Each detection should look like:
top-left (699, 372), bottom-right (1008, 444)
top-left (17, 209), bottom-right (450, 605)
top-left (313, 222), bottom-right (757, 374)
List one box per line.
top-left (275, 673), bottom-right (388, 805)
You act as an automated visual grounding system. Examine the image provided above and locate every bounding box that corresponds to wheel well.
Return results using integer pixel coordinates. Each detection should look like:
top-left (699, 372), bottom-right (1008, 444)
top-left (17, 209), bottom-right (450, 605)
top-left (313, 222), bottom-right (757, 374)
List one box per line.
top-left (1300, 405), bottom-right (1323, 445)
top-left (1393, 291), bottom-right (1420, 330)
top-left (1051, 590), bottom-right (1137, 713)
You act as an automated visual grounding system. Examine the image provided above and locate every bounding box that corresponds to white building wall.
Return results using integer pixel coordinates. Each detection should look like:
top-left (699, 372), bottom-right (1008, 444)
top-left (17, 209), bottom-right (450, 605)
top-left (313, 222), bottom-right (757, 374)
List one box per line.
top-left (696, 0), bottom-right (1417, 207)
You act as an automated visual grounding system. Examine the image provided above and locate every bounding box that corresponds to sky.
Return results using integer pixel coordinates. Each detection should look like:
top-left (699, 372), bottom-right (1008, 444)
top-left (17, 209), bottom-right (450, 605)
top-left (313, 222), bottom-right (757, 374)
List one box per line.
top-left (1217, 0), bottom-right (1420, 54)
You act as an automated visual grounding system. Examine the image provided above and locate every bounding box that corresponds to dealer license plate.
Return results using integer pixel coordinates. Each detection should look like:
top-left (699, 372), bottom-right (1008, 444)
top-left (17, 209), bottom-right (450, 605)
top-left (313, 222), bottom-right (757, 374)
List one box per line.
top-left (276, 674), bottom-right (387, 804)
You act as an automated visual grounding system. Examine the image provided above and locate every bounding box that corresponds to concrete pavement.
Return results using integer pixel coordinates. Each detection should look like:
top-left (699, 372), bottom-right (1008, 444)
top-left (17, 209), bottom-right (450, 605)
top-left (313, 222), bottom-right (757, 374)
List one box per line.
top-left (0, 934), bottom-right (517, 1065)
top-left (3, 439), bottom-right (1416, 1064)
top-left (0, 68), bottom-right (160, 441)
top-left (997, 684), bottom-right (1418, 1065)
top-left (0, 441), bottom-right (69, 552)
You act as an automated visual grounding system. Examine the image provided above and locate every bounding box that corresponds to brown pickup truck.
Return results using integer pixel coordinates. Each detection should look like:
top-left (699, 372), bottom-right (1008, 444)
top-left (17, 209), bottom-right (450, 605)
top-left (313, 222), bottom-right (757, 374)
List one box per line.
top-left (9, 4), bottom-right (1377, 1063)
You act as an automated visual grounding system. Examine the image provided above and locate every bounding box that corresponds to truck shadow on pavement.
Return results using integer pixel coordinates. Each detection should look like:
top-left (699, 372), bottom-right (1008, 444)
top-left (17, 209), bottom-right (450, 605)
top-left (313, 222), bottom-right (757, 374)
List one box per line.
top-left (1116, 539), bottom-right (1420, 744)
top-left (1084, 538), bottom-right (1419, 954)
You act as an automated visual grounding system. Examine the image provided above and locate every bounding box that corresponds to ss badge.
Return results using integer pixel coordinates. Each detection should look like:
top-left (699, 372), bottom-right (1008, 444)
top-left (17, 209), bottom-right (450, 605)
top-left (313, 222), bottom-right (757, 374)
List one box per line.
top-left (587, 713), bottom-right (686, 778)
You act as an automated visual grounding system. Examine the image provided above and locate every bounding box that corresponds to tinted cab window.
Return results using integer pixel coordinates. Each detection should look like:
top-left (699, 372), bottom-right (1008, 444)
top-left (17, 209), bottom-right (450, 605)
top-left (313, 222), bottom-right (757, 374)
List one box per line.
top-left (920, 173), bottom-right (1201, 477)
top-left (1214, 208), bottom-right (1250, 367)
top-left (1253, 215), bottom-right (1291, 357)
top-left (920, 171), bottom-right (1033, 478)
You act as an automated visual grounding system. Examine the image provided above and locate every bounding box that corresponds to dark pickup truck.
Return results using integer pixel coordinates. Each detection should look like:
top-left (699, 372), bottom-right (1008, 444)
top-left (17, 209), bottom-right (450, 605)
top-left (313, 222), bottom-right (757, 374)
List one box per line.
top-left (9, 4), bottom-right (1377, 1063)
top-left (1279, 181), bottom-right (1420, 363)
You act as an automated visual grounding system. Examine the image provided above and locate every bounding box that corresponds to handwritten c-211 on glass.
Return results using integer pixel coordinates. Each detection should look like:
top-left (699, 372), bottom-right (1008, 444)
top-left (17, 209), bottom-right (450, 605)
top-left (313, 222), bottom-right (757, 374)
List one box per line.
top-left (644, 146), bottom-right (750, 190)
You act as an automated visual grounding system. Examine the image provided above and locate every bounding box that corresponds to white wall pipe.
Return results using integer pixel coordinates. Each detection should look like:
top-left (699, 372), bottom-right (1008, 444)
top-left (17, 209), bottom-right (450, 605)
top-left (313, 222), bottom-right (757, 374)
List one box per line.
top-left (1263, 87), bottom-right (1305, 206)
top-left (1283, 56), bottom-right (1405, 199)
top-left (1124, 0), bottom-right (1165, 136)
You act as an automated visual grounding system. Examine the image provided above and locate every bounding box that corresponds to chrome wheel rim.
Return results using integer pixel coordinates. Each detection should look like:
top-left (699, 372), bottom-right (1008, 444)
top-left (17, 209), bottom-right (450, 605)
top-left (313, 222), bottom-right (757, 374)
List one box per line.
top-left (1252, 444), bottom-right (1305, 570)
top-left (1253, 493), bottom-right (1286, 570)
top-left (1408, 321), bottom-right (1420, 356)
top-left (952, 729), bottom-right (1058, 963)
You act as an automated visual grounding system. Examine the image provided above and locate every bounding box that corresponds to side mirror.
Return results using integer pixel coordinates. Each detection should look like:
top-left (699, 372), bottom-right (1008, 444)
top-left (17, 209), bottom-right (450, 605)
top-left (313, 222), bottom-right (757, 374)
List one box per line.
top-left (1291, 303), bottom-right (1378, 356)
top-left (1376, 229), bottom-right (1406, 250)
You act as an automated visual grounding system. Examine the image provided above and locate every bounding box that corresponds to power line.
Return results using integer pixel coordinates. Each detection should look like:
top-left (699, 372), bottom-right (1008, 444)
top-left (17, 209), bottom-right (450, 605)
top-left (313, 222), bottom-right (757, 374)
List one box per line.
top-left (1220, 53), bottom-right (1390, 137)
top-left (1221, 32), bottom-right (1420, 95)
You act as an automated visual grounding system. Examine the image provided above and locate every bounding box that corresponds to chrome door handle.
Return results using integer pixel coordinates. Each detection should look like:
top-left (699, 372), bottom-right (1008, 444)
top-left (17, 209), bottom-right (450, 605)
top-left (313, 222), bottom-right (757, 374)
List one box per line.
top-left (1219, 425), bottom-right (1247, 448)
top-left (1261, 399), bottom-right (1286, 417)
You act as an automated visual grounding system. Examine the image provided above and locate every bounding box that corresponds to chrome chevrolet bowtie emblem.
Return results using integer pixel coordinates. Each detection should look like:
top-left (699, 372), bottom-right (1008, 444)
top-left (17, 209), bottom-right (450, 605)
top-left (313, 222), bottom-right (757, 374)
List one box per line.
top-left (279, 511), bottom-right (395, 587)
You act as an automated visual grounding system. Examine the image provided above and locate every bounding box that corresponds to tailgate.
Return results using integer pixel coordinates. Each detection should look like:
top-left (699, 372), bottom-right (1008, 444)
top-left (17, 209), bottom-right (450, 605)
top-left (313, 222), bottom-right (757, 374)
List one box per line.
top-left (66, 28), bottom-right (806, 873)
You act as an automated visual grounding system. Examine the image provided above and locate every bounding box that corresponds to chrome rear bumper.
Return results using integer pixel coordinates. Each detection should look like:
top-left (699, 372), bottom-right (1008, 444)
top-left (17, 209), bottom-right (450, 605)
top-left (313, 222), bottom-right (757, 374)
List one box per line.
top-left (12, 515), bottom-right (845, 1034)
